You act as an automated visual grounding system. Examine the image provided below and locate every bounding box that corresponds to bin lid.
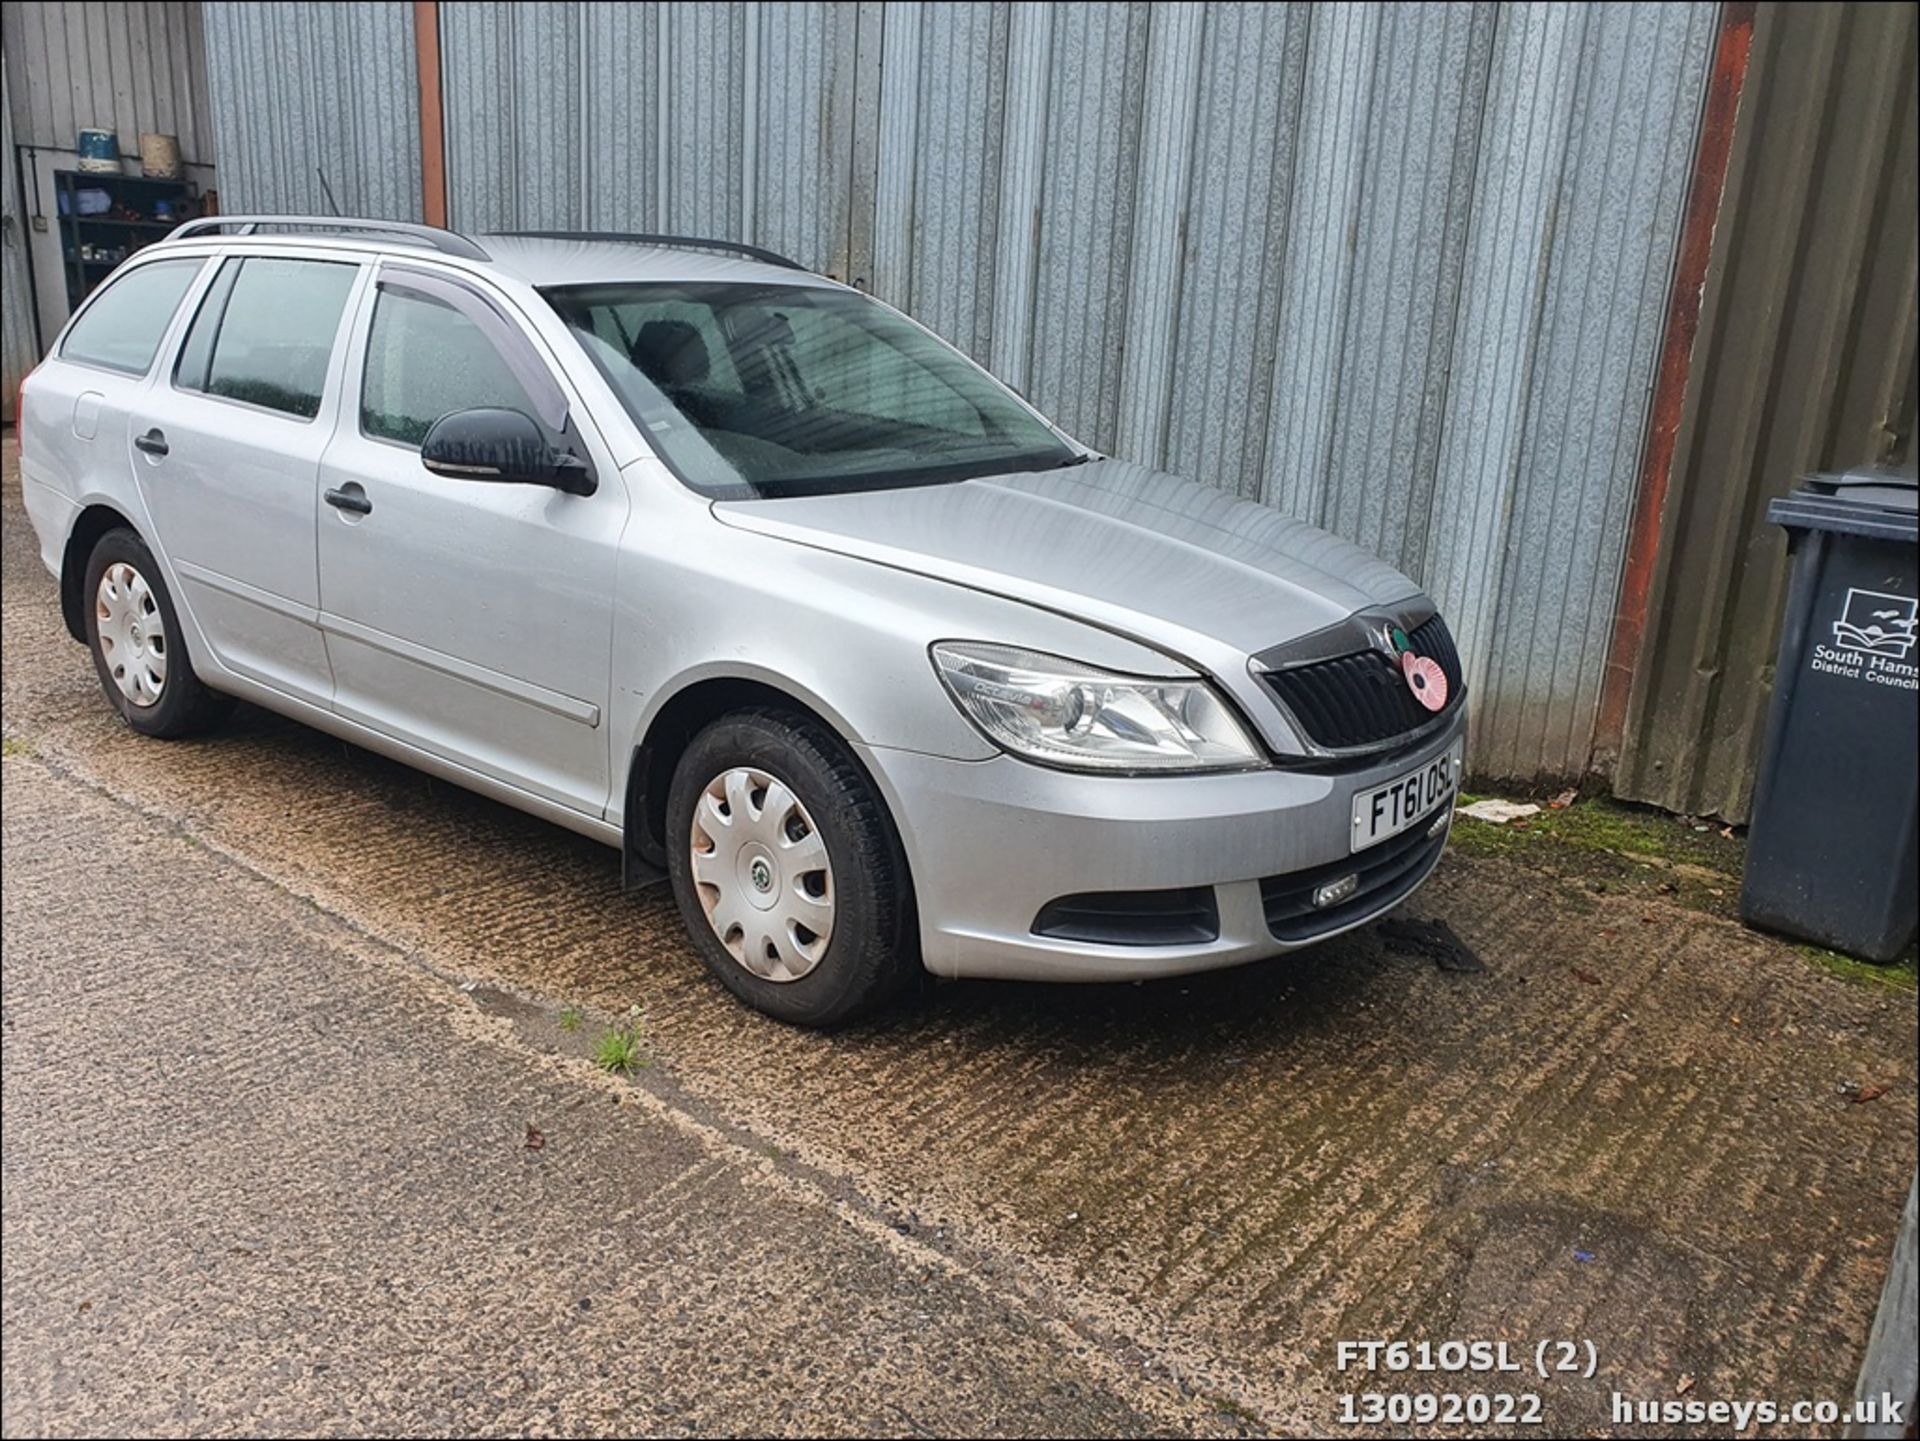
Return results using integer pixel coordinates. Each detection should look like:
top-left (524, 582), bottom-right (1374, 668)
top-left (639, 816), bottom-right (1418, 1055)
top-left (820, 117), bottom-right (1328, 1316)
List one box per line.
top-left (1769, 461), bottom-right (1918, 542)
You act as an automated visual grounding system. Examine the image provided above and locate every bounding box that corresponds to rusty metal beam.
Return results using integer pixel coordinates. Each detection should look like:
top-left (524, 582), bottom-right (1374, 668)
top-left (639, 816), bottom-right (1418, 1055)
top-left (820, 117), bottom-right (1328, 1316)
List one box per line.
top-left (1593, 0), bottom-right (1758, 764)
top-left (414, 0), bottom-right (448, 228)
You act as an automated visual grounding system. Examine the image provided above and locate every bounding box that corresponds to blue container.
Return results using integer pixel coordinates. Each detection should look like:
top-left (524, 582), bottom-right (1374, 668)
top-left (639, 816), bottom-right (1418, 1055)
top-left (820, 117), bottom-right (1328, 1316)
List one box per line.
top-left (76, 127), bottom-right (119, 174)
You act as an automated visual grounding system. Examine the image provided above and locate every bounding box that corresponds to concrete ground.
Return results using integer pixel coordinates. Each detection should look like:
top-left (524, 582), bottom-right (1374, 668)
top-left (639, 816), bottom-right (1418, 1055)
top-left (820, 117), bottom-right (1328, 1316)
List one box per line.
top-left (3, 437), bottom-right (1915, 1438)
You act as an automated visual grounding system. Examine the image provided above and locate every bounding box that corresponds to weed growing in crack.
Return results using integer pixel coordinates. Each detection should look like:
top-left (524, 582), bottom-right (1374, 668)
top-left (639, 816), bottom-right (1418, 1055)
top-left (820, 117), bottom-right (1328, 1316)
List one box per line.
top-left (594, 1005), bottom-right (651, 1075)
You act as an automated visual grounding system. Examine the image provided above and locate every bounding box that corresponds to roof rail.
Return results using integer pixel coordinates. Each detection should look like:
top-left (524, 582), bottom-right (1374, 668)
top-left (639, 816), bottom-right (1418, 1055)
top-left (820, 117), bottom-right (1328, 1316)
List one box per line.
top-left (167, 216), bottom-right (491, 262)
top-left (491, 231), bottom-right (806, 272)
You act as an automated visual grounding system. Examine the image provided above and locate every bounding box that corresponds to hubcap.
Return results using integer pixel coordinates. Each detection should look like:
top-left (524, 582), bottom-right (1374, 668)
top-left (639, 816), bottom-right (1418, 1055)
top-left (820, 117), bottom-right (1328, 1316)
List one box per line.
top-left (689, 766), bottom-right (835, 983)
top-left (94, 562), bottom-right (168, 708)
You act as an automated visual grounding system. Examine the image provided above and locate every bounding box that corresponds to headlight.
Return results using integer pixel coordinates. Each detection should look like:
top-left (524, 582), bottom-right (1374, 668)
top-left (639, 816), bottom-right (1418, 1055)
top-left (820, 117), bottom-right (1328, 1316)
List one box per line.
top-left (930, 642), bottom-right (1263, 773)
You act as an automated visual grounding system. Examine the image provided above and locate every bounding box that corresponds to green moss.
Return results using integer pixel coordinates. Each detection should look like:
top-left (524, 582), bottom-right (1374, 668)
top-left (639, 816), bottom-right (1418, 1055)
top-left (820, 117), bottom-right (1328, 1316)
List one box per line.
top-left (1445, 814), bottom-right (1528, 860)
top-left (1453, 792), bottom-right (1918, 987)
top-left (1, 734), bottom-right (37, 759)
top-left (1796, 944), bottom-right (1918, 993)
top-left (1450, 794), bottom-right (1743, 924)
top-left (1454, 792), bottom-right (1741, 872)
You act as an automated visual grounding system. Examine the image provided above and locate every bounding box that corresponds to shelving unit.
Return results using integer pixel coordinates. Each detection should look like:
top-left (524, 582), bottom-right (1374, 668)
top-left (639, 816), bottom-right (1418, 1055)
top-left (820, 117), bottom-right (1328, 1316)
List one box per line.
top-left (56, 170), bottom-right (198, 311)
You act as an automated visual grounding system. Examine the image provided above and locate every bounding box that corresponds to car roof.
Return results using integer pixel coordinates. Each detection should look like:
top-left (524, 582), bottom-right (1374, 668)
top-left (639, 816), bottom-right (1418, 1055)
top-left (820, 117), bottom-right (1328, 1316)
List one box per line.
top-left (476, 234), bottom-right (844, 291)
top-left (146, 218), bottom-right (847, 293)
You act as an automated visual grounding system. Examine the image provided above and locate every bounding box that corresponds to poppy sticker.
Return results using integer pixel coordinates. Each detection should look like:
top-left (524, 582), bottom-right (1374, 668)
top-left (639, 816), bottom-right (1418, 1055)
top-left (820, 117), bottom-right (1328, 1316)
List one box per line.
top-left (1402, 651), bottom-right (1448, 712)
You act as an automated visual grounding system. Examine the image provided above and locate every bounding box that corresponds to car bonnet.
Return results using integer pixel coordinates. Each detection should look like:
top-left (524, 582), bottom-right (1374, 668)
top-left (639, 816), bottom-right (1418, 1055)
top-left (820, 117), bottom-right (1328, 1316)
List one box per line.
top-left (710, 458), bottom-right (1427, 666)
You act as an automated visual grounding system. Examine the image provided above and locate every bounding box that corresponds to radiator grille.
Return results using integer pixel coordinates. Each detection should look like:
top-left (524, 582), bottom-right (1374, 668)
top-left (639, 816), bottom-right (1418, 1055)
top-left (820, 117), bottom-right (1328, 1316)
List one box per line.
top-left (1260, 614), bottom-right (1463, 750)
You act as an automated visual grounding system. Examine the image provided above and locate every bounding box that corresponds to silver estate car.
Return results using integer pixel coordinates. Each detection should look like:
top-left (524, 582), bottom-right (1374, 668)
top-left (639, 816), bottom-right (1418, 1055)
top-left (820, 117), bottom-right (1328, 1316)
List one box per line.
top-left (17, 219), bottom-right (1466, 1027)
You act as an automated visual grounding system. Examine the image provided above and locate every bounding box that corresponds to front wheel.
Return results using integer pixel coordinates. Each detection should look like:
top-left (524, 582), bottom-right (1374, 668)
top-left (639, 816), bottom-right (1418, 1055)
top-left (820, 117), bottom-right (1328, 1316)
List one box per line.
top-left (665, 708), bottom-right (919, 1027)
top-left (83, 528), bottom-right (232, 738)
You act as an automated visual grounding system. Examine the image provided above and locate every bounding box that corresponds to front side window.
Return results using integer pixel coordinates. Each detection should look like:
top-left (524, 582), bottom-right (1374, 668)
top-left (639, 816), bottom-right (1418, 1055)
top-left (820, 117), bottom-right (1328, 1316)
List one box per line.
top-left (545, 282), bottom-right (1074, 497)
top-left (59, 258), bottom-right (203, 375)
top-left (174, 256), bottom-right (358, 419)
top-left (360, 285), bottom-right (547, 449)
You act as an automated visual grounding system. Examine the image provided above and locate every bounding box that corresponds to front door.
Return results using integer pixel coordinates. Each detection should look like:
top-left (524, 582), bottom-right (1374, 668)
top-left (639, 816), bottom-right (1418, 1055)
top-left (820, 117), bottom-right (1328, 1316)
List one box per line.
top-left (315, 265), bottom-right (625, 819)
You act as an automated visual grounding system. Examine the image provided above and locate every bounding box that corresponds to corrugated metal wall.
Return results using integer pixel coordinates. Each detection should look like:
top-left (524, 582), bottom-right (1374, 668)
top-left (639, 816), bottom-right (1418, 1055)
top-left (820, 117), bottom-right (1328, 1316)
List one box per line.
top-left (439, 3), bottom-right (859, 268)
top-left (1613, 1), bottom-right (1919, 822)
top-left (202, 1), bottom-right (420, 221)
top-left (201, 0), bottom-right (1721, 782)
top-left (1, 1), bottom-right (215, 162)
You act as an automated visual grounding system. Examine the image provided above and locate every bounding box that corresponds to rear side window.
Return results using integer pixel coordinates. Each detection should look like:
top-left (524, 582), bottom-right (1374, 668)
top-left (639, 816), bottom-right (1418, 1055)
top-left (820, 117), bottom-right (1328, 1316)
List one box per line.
top-left (59, 259), bottom-right (203, 374)
top-left (360, 286), bottom-right (544, 448)
top-left (174, 257), bottom-right (358, 419)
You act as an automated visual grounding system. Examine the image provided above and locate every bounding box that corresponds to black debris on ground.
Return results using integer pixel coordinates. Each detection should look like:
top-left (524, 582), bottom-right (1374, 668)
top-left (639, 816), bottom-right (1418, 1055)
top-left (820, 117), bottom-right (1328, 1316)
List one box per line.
top-left (1377, 916), bottom-right (1485, 973)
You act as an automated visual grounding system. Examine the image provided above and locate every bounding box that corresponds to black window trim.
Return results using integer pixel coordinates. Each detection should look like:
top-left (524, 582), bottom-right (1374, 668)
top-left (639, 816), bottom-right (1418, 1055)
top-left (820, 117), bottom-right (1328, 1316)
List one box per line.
top-left (170, 256), bottom-right (241, 395)
top-left (359, 263), bottom-right (571, 454)
top-left (164, 253), bottom-right (364, 425)
top-left (56, 255), bottom-right (210, 379)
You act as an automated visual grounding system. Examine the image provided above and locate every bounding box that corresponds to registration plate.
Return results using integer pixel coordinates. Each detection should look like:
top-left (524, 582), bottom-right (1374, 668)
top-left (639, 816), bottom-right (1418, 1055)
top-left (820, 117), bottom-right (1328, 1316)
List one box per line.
top-left (1350, 741), bottom-right (1462, 853)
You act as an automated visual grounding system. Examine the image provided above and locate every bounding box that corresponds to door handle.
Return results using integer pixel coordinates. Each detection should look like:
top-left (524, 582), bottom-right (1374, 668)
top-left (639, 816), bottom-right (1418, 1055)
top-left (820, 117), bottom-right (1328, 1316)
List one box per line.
top-left (133, 429), bottom-right (168, 457)
top-left (324, 486), bottom-right (373, 516)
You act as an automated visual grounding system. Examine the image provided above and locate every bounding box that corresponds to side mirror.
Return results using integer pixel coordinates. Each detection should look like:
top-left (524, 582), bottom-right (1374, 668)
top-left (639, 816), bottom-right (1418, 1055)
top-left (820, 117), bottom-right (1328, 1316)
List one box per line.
top-left (420, 407), bottom-right (596, 496)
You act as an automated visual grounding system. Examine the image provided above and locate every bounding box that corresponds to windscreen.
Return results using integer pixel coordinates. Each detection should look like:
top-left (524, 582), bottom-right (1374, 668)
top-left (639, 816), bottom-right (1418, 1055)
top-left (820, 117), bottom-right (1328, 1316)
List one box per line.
top-left (545, 282), bottom-right (1077, 497)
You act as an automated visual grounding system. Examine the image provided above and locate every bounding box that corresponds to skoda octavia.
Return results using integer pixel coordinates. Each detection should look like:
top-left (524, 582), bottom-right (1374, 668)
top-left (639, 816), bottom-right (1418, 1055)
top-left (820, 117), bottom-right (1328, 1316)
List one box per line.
top-left (17, 219), bottom-right (1466, 1026)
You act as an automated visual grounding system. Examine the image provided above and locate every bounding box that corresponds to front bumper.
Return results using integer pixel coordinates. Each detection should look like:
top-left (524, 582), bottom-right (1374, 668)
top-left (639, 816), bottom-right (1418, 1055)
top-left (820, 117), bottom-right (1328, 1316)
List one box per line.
top-left (861, 708), bottom-right (1466, 981)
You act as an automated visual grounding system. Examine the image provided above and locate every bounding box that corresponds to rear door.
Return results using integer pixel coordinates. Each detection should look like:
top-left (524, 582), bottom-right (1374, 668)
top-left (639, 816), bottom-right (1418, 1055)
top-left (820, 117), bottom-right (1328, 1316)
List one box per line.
top-left (129, 252), bottom-right (367, 705)
top-left (314, 264), bottom-right (625, 818)
top-left (19, 253), bottom-right (206, 537)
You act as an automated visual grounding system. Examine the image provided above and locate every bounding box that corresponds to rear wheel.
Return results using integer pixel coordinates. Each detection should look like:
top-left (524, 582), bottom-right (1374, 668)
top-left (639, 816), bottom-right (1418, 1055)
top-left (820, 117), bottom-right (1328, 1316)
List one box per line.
top-left (665, 708), bottom-right (918, 1027)
top-left (83, 529), bottom-right (232, 738)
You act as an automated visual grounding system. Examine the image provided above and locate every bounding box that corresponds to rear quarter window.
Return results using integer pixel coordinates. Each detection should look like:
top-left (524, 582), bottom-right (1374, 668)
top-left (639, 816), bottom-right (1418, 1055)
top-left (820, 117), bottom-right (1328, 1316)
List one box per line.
top-left (58, 258), bottom-right (204, 375)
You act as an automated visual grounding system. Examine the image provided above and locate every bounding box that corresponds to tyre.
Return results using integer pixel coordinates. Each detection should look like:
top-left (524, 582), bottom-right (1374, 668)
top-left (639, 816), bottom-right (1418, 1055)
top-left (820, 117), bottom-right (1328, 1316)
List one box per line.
top-left (665, 707), bottom-right (919, 1027)
top-left (83, 528), bottom-right (232, 739)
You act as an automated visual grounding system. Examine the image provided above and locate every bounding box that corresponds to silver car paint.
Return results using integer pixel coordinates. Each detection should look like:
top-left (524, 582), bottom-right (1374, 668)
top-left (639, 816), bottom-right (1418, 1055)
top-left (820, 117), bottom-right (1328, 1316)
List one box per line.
top-left (865, 716), bottom-right (1465, 980)
top-left (133, 259), bottom-right (374, 708)
top-left (314, 264), bottom-right (630, 817)
top-left (712, 460), bottom-right (1425, 757)
top-left (19, 234), bottom-right (1464, 982)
